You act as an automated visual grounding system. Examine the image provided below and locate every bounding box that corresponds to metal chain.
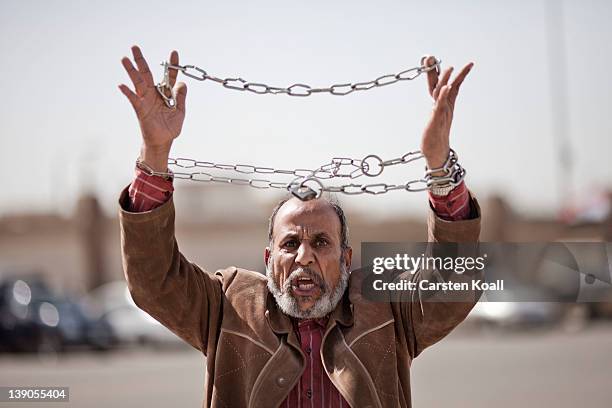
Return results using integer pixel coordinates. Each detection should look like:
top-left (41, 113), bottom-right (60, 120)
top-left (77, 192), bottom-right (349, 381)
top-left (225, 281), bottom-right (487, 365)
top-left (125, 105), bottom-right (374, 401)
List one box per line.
top-left (156, 57), bottom-right (441, 107)
top-left (287, 150), bottom-right (465, 200)
top-left (137, 149), bottom-right (464, 201)
top-left (148, 56), bottom-right (464, 200)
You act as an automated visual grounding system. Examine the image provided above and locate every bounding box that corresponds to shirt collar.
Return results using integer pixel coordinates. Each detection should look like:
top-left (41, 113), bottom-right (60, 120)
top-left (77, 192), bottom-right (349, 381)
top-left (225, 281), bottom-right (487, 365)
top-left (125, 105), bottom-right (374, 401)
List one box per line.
top-left (295, 317), bottom-right (328, 329)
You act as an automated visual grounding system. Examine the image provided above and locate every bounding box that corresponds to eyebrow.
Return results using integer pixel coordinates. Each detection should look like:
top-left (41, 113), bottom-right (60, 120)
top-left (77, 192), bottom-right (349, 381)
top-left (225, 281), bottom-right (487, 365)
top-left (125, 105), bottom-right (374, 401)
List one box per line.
top-left (278, 231), bottom-right (334, 242)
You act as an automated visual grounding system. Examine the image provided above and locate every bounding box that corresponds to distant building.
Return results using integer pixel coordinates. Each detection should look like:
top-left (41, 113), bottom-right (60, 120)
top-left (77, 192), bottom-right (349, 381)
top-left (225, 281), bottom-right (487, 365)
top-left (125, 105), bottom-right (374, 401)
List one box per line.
top-left (0, 186), bottom-right (610, 297)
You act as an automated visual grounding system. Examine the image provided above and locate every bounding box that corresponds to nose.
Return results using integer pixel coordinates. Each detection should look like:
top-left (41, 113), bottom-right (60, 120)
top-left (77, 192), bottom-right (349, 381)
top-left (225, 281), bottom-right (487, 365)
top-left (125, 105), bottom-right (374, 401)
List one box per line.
top-left (295, 241), bottom-right (315, 266)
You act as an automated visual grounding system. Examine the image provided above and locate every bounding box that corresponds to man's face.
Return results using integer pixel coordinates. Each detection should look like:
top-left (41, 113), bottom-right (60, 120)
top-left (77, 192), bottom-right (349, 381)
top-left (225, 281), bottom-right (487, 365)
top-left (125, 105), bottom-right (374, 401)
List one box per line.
top-left (265, 197), bottom-right (352, 319)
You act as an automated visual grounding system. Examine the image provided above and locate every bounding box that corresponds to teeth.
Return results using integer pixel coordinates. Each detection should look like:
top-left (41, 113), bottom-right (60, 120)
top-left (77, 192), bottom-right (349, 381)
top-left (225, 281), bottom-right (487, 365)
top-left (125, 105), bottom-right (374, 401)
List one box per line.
top-left (292, 281), bottom-right (316, 291)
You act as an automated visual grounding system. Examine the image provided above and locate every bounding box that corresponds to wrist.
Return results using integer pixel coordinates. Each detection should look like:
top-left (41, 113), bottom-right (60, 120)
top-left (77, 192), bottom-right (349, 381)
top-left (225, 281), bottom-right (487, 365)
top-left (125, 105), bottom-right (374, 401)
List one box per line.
top-left (139, 144), bottom-right (171, 172)
top-left (424, 148), bottom-right (466, 195)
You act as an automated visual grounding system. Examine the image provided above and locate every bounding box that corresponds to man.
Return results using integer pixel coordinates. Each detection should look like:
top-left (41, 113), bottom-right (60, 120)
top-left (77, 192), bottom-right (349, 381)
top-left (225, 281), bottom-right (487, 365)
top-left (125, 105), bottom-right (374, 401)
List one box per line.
top-left (118, 45), bottom-right (480, 407)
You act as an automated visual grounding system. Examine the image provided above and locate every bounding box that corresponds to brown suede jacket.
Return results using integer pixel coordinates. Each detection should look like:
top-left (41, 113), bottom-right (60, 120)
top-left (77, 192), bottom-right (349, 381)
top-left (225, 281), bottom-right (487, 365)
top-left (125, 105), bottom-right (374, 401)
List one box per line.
top-left (118, 186), bottom-right (482, 408)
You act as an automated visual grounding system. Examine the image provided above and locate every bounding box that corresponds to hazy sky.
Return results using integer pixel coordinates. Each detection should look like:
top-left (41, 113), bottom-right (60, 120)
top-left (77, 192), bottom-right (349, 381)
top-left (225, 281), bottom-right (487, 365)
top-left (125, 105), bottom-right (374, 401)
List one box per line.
top-left (1, 0), bottom-right (611, 218)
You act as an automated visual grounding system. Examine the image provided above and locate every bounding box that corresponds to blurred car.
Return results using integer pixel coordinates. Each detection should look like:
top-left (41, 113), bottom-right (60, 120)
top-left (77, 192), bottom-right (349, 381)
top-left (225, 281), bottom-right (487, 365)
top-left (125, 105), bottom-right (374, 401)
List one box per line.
top-left (51, 297), bottom-right (116, 350)
top-left (467, 284), bottom-right (565, 329)
top-left (82, 281), bottom-right (184, 348)
top-left (0, 276), bottom-right (115, 352)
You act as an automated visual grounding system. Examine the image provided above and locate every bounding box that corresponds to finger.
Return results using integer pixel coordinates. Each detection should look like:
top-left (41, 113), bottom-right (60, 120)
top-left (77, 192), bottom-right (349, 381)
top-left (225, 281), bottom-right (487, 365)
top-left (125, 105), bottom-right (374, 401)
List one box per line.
top-left (118, 84), bottom-right (141, 111)
top-left (434, 85), bottom-right (452, 111)
top-left (168, 50), bottom-right (179, 88)
top-left (422, 55), bottom-right (439, 97)
top-left (433, 67), bottom-right (453, 100)
top-left (121, 57), bottom-right (147, 96)
top-left (449, 62), bottom-right (474, 104)
top-left (174, 82), bottom-right (188, 112)
top-left (440, 84), bottom-right (452, 104)
top-left (431, 85), bottom-right (453, 131)
top-left (131, 45), bottom-right (155, 88)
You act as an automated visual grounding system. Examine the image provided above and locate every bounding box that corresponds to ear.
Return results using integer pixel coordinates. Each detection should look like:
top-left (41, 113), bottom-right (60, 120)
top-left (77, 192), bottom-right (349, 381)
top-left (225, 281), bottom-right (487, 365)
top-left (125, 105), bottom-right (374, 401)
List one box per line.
top-left (264, 246), bottom-right (271, 267)
top-left (343, 246), bottom-right (353, 271)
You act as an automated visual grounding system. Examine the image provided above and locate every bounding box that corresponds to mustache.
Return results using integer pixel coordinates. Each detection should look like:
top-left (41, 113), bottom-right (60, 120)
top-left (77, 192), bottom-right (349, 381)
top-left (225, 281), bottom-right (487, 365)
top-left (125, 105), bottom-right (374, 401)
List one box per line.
top-left (283, 267), bottom-right (328, 292)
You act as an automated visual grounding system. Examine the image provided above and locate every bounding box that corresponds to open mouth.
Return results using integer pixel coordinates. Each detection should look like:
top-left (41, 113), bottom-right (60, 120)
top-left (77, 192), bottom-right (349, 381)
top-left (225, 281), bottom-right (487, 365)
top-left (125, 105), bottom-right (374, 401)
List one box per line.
top-left (289, 275), bottom-right (322, 296)
top-left (294, 277), bottom-right (316, 290)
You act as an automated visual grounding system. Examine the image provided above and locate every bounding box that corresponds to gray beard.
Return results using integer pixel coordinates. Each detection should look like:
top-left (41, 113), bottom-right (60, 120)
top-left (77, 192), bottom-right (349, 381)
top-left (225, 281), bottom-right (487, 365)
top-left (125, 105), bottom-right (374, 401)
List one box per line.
top-left (266, 255), bottom-right (349, 320)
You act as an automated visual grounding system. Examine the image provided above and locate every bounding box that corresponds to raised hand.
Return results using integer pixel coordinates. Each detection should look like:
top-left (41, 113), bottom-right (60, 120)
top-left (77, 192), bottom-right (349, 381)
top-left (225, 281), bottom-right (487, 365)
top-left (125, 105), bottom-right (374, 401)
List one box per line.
top-left (420, 55), bottom-right (473, 174)
top-left (119, 45), bottom-right (187, 171)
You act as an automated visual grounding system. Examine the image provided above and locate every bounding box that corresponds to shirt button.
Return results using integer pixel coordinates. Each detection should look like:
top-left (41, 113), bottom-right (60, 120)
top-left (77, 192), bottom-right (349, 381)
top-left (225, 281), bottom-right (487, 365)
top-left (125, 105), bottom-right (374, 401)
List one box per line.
top-left (306, 389), bottom-right (312, 399)
top-left (305, 347), bottom-right (312, 355)
top-left (276, 377), bottom-right (287, 387)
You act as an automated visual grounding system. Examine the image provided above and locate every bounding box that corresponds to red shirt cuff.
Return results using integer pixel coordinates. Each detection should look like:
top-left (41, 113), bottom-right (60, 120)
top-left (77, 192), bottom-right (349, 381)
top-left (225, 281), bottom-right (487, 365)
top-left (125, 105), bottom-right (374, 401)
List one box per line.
top-left (428, 181), bottom-right (471, 221)
top-left (128, 168), bottom-right (174, 212)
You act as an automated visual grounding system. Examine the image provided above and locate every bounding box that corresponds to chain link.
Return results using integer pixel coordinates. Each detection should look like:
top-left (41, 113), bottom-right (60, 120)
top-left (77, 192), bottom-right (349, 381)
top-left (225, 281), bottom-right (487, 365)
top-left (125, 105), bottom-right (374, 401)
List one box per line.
top-left (136, 148), bottom-right (464, 201)
top-left (156, 58), bottom-right (441, 107)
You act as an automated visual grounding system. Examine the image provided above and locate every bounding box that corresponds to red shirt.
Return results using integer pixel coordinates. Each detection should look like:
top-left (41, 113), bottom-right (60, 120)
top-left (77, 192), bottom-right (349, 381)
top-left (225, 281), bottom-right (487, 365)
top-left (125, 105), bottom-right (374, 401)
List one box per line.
top-left (127, 168), bottom-right (174, 212)
top-left (127, 168), bottom-right (472, 406)
top-left (282, 318), bottom-right (349, 408)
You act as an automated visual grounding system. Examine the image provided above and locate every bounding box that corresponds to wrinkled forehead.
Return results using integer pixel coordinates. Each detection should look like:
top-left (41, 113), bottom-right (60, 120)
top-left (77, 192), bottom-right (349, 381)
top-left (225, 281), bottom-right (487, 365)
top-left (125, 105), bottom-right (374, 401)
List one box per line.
top-left (272, 197), bottom-right (341, 241)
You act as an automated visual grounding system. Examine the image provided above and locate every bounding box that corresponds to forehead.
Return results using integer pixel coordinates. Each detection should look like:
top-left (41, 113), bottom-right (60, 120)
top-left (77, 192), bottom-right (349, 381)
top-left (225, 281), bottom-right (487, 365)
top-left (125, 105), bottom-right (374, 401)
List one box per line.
top-left (273, 197), bottom-right (341, 240)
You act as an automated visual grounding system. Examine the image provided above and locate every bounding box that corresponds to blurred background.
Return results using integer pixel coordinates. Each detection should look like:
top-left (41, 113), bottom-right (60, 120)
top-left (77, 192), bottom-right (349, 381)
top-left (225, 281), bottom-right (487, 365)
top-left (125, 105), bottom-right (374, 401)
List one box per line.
top-left (1, 0), bottom-right (611, 407)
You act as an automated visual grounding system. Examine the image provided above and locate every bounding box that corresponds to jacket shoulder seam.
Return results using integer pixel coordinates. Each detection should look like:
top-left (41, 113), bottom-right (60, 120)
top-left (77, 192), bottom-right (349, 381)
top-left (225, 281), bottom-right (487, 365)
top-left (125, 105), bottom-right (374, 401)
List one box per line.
top-left (348, 318), bottom-right (395, 348)
top-left (220, 328), bottom-right (275, 355)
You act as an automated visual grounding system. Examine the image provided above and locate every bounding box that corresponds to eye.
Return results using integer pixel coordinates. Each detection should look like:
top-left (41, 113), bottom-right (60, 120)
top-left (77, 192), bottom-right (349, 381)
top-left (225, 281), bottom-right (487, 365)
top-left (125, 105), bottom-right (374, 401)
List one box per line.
top-left (282, 239), bottom-right (298, 249)
top-left (315, 238), bottom-right (329, 247)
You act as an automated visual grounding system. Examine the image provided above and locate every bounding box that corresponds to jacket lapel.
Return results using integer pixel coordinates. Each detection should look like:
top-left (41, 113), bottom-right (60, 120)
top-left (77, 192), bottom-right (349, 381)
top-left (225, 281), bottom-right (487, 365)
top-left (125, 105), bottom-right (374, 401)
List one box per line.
top-left (248, 335), bottom-right (305, 408)
top-left (247, 295), bottom-right (305, 408)
top-left (321, 291), bottom-right (384, 408)
top-left (264, 293), bottom-right (303, 352)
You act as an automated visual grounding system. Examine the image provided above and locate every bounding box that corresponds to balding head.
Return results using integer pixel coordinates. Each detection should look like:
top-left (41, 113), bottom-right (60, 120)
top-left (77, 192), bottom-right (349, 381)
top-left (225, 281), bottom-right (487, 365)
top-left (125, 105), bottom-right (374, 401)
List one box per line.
top-left (268, 196), bottom-right (349, 250)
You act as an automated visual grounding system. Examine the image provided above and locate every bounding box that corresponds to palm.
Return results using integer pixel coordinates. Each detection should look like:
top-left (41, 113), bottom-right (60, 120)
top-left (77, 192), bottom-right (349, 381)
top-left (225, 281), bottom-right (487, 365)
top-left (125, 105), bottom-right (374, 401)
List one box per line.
top-left (137, 88), bottom-right (185, 146)
top-left (119, 46), bottom-right (188, 151)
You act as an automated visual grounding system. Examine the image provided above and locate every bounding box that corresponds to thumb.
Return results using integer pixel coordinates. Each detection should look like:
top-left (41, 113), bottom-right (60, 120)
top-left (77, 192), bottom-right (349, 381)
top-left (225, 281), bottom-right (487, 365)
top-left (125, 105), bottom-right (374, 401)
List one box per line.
top-left (118, 84), bottom-right (141, 112)
top-left (173, 82), bottom-right (188, 112)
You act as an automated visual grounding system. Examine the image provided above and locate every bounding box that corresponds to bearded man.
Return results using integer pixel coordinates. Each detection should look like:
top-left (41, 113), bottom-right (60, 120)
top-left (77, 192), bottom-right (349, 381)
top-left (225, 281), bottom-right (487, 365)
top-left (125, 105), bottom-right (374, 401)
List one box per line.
top-left (118, 45), bottom-right (481, 408)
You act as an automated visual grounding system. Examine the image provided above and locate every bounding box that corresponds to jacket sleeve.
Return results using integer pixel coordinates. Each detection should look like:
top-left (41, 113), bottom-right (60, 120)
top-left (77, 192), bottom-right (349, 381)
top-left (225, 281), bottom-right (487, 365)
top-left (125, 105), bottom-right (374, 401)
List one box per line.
top-left (118, 185), bottom-right (224, 354)
top-left (398, 193), bottom-right (482, 358)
